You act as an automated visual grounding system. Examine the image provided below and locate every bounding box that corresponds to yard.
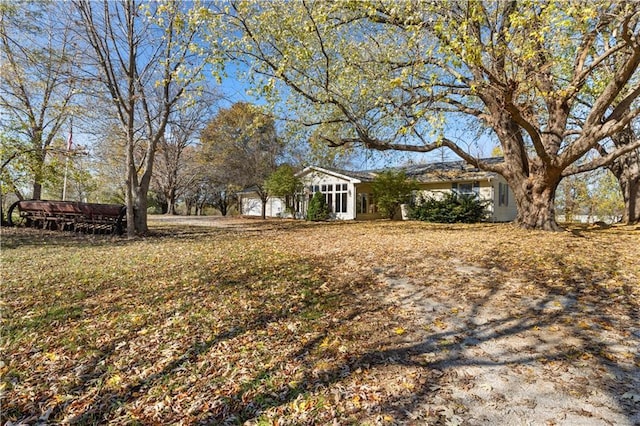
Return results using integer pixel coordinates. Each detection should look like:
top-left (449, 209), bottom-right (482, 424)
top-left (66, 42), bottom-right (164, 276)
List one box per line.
top-left (2, 219), bottom-right (639, 425)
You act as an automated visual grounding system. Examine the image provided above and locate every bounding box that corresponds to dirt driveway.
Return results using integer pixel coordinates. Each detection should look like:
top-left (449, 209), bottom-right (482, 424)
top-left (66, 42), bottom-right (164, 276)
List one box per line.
top-left (148, 215), bottom-right (260, 228)
top-left (145, 217), bottom-right (640, 425)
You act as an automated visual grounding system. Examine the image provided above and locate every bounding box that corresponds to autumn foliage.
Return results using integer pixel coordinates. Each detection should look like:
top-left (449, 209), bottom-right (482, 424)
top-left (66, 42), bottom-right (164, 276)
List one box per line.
top-left (2, 220), bottom-right (638, 424)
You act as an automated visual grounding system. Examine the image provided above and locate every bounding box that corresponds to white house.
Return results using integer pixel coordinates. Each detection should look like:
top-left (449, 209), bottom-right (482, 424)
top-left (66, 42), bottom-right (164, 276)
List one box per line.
top-left (239, 157), bottom-right (518, 222)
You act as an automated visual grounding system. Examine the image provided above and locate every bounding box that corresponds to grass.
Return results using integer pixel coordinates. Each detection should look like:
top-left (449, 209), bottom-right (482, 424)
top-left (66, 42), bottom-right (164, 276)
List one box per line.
top-left (1, 220), bottom-right (639, 424)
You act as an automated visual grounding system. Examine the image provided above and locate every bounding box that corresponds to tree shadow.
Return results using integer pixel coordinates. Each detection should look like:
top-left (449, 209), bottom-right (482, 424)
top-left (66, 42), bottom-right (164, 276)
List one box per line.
top-left (187, 244), bottom-right (638, 424)
top-left (358, 247), bottom-right (639, 423)
top-left (1, 218), bottom-right (321, 249)
top-left (3, 252), bottom-right (384, 424)
top-left (3, 223), bottom-right (638, 425)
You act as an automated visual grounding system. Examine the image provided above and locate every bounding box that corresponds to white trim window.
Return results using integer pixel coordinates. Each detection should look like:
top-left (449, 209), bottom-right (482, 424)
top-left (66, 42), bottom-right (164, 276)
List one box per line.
top-left (311, 183), bottom-right (348, 213)
top-left (334, 183), bottom-right (348, 213)
top-left (452, 181), bottom-right (480, 197)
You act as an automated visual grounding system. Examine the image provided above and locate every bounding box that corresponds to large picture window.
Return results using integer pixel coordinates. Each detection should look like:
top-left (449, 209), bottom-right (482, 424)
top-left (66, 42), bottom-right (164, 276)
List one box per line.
top-left (335, 184), bottom-right (347, 213)
top-left (311, 182), bottom-right (348, 213)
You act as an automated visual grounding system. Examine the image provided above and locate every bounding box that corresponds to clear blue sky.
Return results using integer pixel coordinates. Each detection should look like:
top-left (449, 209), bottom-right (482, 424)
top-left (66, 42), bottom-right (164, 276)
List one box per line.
top-left (217, 64), bottom-right (495, 169)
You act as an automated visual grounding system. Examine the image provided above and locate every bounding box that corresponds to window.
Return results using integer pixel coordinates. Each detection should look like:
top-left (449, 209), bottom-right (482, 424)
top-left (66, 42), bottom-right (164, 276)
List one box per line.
top-left (453, 181), bottom-right (480, 197)
top-left (335, 184), bottom-right (348, 213)
top-left (357, 193), bottom-right (368, 214)
top-left (499, 182), bottom-right (509, 206)
top-left (356, 193), bottom-right (377, 214)
top-left (311, 182), bottom-right (349, 214)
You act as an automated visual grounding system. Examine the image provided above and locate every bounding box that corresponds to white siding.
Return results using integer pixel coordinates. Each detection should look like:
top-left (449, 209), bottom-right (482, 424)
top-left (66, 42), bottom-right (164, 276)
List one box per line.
top-left (490, 176), bottom-right (518, 222)
top-left (240, 194), bottom-right (290, 218)
top-left (266, 197), bottom-right (287, 217)
top-left (412, 178), bottom-right (516, 222)
top-left (299, 171), bottom-right (357, 220)
top-left (241, 194), bottom-right (263, 216)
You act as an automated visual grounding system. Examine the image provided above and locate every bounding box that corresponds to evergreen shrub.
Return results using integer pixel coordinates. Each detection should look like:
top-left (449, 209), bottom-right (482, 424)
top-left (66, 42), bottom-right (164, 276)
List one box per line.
top-left (307, 192), bottom-right (330, 221)
top-left (410, 192), bottom-right (488, 223)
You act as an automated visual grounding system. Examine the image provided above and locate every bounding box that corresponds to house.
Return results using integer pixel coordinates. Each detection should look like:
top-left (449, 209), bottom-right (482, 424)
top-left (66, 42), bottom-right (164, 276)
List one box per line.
top-left (238, 157), bottom-right (518, 222)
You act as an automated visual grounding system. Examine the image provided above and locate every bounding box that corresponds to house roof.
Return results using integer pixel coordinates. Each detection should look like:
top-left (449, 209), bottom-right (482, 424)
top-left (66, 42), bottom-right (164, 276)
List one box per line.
top-left (303, 157), bottom-right (504, 184)
top-left (295, 166), bottom-right (366, 183)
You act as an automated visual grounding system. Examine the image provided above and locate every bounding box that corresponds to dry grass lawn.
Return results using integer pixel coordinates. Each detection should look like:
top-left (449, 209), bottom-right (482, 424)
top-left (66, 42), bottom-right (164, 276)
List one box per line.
top-left (1, 219), bottom-right (639, 425)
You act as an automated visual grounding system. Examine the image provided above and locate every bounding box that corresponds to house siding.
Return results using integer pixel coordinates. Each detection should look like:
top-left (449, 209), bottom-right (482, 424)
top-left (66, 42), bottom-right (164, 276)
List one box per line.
top-left (240, 159), bottom-right (517, 223)
top-left (240, 194), bottom-right (288, 217)
top-left (490, 176), bottom-right (518, 222)
top-left (299, 171), bottom-right (356, 220)
top-left (412, 180), bottom-right (494, 218)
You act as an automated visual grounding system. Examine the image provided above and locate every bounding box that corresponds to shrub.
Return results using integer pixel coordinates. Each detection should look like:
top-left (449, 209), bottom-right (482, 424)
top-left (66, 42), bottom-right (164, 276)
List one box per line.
top-left (410, 192), bottom-right (488, 223)
top-left (307, 191), bottom-right (330, 221)
top-left (371, 170), bottom-right (418, 219)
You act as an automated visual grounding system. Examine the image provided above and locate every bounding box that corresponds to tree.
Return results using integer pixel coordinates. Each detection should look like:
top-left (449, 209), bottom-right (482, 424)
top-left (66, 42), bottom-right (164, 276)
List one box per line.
top-left (556, 175), bottom-right (591, 223)
top-left (600, 120), bottom-right (639, 224)
top-left (152, 95), bottom-right (218, 215)
top-left (371, 170), bottom-right (417, 219)
top-left (217, 1), bottom-right (640, 230)
top-left (0, 1), bottom-right (79, 200)
top-left (75, 0), bottom-right (211, 235)
top-left (556, 169), bottom-right (625, 223)
top-left (264, 164), bottom-right (303, 215)
top-left (306, 191), bottom-right (330, 221)
top-left (566, 28), bottom-right (640, 225)
top-left (208, 184), bottom-right (236, 216)
top-left (591, 170), bottom-right (625, 222)
top-left (200, 102), bottom-right (282, 219)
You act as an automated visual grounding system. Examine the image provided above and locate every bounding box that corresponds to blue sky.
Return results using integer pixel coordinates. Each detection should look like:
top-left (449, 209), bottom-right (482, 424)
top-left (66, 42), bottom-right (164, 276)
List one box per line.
top-left (217, 65), bottom-right (495, 170)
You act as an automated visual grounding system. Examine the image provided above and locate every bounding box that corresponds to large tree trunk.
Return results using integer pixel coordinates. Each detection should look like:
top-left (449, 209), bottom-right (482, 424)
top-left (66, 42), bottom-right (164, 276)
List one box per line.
top-left (507, 162), bottom-right (563, 231)
top-left (512, 185), bottom-right (561, 231)
top-left (133, 187), bottom-right (149, 234)
top-left (607, 125), bottom-right (640, 225)
top-left (610, 153), bottom-right (640, 224)
top-left (125, 141), bottom-right (136, 236)
top-left (32, 182), bottom-right (42, 200)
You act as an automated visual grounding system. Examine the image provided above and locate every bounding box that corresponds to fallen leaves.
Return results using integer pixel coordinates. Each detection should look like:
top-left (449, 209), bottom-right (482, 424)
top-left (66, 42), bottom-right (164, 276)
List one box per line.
top-left (1, 221), bottom-right (638, 424)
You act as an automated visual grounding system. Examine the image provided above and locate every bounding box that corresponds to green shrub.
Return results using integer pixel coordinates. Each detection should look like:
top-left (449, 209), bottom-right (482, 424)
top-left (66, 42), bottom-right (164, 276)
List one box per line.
top-left (410, 192), bottom-right (488, 223)
top-left (371, 170), bottom-right (418, 219)
top-left (307, 191), bottom-right (330, 221)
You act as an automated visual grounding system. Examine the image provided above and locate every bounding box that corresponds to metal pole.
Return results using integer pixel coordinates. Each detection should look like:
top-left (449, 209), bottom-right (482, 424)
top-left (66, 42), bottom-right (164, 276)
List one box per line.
top-left (62, 157), bottom-right (69, 201)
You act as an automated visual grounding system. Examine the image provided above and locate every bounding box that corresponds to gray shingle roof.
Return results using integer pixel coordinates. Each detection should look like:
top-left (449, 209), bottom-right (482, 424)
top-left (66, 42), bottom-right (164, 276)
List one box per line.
top-left (322, 157), bottom-right (503, 183)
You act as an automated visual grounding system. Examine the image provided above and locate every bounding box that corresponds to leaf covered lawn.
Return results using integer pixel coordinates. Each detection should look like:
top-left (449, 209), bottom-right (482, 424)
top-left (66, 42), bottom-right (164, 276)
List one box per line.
top-left (1, 220), bottom-right (639, 425)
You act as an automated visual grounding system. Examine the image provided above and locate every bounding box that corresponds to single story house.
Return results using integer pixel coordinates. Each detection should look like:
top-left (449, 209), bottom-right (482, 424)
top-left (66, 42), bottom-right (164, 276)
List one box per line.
top-left (238, 157), bottom-right (517, 222)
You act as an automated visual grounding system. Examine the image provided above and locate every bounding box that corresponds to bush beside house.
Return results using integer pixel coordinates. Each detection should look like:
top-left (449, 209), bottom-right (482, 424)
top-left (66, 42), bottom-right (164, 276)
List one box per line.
top-left (410, 192), bottom-right (488, 223)
top-left (371, 170), bottom-right (418, 219)
top-left (307, 192), bottom-right (330, 221)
